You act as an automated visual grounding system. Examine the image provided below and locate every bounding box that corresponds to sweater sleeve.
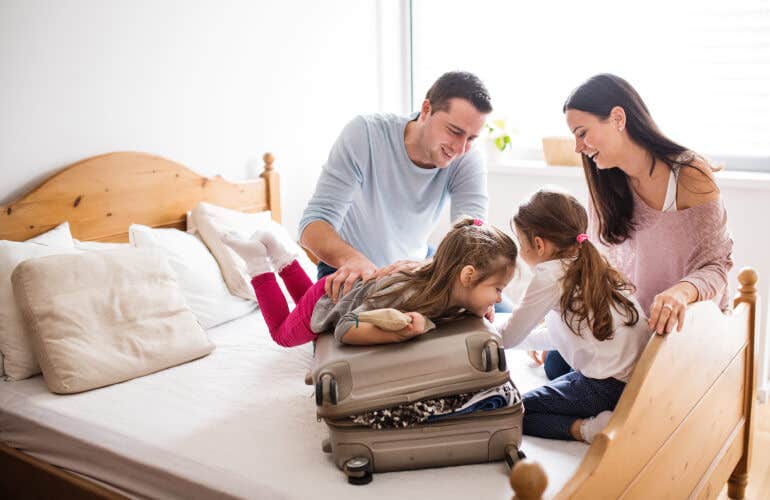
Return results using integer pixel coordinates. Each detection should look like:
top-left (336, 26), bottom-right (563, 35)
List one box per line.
top-left (448, 149), bottom-right (488, 221)
top-left (680, 200), bottom-right (734, 303)
top-left (298, 116), bottom-right (369, 238)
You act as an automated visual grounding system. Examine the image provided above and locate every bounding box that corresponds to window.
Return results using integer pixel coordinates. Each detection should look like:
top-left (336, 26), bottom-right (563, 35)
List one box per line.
top-left (411, 0), bottom-right (770, 171)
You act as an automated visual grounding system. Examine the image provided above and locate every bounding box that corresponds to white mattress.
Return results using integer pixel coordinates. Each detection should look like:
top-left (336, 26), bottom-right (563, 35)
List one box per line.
top-left (0, 312), bottom-right (587, 499)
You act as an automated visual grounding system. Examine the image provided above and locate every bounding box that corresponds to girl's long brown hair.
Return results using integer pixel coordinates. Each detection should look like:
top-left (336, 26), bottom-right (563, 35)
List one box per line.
top-left (367, 218), bottom-right (517, 322)
top-left (513, 189), bottom-right (639, 341)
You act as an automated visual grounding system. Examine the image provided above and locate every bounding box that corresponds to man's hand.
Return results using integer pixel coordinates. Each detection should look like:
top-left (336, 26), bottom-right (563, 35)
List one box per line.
top-left (373, 260), bottom-right (424, 279)
top-left (324, 255), bottom-right (377, 303)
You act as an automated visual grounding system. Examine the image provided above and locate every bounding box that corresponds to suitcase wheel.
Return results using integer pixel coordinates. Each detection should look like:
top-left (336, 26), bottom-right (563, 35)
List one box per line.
top-left (315, 373), bottom-right (339, 406)
top-left (482, 345), bottom-right (493, 372)
top-left (483, 342), bottom-right (506, 372)
top-left (504, 445), bottom-right (526, 469)
top-left (497, 346), bottom-right (507, 371)
top-left (344, 456), bottom-right (373, 485)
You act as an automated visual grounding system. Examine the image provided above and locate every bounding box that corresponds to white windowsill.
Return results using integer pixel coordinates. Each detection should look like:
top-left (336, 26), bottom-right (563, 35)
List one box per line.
top-left (488, 161), bottom-right (770, 191)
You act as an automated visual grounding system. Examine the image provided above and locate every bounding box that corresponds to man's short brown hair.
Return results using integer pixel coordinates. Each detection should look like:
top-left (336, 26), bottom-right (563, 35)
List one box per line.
top-left (425, 71), bottom-right (493, 114)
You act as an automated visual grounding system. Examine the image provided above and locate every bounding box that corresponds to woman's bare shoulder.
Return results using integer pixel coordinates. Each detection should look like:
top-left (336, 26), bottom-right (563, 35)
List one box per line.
top-left (676, 153), bottom-right (720, 209)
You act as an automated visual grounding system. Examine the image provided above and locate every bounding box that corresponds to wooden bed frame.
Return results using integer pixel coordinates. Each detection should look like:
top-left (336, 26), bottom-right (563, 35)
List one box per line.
top-left (0, 152), bottom-right (758, 500)
top-left (510, 268), bottom-right (759, 499)
top-left (0, 151), bottom-right (280, 499)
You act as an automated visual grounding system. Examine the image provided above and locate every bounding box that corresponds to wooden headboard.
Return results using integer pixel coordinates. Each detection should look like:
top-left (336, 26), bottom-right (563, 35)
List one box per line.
top-left (0, 152), bottom-right (280, 243)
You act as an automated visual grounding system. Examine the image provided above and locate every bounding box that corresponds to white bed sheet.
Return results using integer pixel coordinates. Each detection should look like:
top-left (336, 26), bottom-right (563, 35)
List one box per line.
top-left (0, 311), bottom-right (587, 499)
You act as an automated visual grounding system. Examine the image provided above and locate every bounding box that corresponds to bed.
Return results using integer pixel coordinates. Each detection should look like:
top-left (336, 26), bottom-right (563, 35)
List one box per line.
top-left (0, 152), bottom-right (759, 499)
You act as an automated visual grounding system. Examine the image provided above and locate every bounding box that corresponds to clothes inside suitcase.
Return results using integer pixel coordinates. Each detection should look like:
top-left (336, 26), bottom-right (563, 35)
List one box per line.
top-left (307, 316), bottom-right (525, 484)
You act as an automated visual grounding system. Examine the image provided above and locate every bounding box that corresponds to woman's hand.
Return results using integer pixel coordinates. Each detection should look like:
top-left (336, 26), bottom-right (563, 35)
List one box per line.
top-left (648, 282), bottom-right (698, 335)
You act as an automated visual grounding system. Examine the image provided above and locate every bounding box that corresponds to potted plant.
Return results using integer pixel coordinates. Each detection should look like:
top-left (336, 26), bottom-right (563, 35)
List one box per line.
top-left (482, 118), bottom-right (516, 166)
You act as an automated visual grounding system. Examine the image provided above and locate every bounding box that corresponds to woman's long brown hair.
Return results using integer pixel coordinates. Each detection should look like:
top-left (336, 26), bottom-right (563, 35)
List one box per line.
top-left (367, 218), bottom-right (517, 323)
top-left (563, 73), bottom-right (717, 245)
top-left (513, 189), bottom-right (639, 341)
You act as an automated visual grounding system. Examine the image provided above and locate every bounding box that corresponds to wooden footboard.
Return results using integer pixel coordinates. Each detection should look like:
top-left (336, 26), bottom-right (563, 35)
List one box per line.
top-left (511, 268), bottom-right (759, 500)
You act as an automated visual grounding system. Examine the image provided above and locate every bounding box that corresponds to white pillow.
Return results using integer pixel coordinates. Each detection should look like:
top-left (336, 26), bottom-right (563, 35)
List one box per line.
top-left (74, 239), bottom-right (130, 251)
top-left (0, 222), bottom-right (76, 380)
top-left (190, 203), bottom-right (317, 301)
top-left (129, 225), bottom-right (256, 329)
top-left (11, 248), bottom-right (214, 394)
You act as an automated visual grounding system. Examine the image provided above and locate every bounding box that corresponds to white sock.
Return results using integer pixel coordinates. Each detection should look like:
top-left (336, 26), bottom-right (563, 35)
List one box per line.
top-left (222, 233), bottom-right (272, 276)
top-left (252, 229), bottom-right (297, 272)
top-left (579, 410), bottom-right (613, 443)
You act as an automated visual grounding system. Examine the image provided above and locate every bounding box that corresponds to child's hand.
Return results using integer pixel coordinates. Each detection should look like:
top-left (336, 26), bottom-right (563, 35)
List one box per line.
top-left (394, 312), bottom-right (428, 341)
top-left (528, 350), bottom-right (547, 366)
top-left (484, 305), bottom-right (495, 322)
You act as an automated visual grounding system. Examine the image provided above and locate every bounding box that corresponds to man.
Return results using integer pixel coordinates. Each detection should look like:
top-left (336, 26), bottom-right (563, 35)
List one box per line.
top-left (299, 71), bottom-right (491, 302)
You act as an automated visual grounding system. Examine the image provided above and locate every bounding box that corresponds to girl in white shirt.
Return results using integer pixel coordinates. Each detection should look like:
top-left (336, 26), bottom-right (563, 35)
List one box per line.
top-left (495, 189), bottom-right (651, 443)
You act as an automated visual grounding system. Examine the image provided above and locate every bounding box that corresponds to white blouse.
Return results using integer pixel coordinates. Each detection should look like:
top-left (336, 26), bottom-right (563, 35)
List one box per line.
top-left (494, 259), bottom-right (652, 382)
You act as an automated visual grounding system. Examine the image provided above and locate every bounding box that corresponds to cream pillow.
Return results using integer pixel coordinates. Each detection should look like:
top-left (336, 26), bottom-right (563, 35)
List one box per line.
top-left (11, 248), bottom-right (214, 394)
top-left (190, 203), bottom-right (316, 300)
top-left (129, 224), bottom-right (256, 328)
top-left (0, 222), bottom-right (76, 380)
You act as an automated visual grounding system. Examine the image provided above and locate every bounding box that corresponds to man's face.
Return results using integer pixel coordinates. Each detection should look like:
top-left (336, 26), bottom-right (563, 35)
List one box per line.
top-left (420, 98), bottom-right (487, 168)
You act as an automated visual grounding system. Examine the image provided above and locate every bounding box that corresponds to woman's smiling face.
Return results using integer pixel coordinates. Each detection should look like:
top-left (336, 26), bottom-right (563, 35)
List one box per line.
top-left (565, 108), bottom-right (624, 169)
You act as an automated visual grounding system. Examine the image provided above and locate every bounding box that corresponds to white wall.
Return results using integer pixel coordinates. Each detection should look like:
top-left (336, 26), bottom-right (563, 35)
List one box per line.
top-left (0, 0), bottom-right (408, 237)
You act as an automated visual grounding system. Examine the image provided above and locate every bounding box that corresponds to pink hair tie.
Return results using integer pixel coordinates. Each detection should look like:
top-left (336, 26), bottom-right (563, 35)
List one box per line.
top-left (576, 233), bottom-right (588, 244)
top-left (472, 218), bottom-right (484, 226)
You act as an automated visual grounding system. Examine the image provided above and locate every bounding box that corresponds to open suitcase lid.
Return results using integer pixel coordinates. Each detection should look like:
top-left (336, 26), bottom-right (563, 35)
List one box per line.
top-left (309, 316), bottom-right (510, 420)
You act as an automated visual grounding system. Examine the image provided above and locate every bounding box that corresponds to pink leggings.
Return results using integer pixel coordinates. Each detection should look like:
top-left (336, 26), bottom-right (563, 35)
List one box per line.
top-left (250, 260), bottom-right (327, 347)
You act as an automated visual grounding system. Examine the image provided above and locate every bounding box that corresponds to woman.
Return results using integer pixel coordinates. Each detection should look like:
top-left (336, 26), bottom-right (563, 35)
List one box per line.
top-left (541, 73), bottom-right (733, 380)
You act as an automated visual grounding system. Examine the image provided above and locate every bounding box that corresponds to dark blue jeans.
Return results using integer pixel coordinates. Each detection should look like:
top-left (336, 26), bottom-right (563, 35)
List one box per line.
top-left (544, 350), bottom-right (573, 380)
top-left (523, 371), bottom-right (626, 440)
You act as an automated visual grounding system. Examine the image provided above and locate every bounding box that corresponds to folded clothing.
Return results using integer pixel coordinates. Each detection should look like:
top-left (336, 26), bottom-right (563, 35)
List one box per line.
top-left (428, 382), bottom-right (519, 422)
top-left (349, 381), bottom-right (519, 429)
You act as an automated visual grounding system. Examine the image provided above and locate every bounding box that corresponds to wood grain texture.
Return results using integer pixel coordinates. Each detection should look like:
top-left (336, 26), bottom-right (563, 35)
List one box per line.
top-left (510, 270), bottom-right (759, 500)
top-left (0, 151), bottom-right (279, 242)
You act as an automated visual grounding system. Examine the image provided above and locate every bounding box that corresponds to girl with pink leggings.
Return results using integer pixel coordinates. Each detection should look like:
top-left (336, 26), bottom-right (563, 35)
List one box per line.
top-left (223, 218), bottom-right (518, 347)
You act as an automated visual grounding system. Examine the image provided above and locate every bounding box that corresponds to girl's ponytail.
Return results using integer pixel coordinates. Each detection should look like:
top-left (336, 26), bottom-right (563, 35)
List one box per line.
top-left (560, 237), bottom-right (639, 341)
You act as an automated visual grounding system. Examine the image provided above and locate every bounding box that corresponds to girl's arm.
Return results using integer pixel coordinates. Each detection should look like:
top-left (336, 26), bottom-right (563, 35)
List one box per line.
top-left (340, 312), bottom-right (426, 345)
top-left (494, 262), bottom-right (562, 349)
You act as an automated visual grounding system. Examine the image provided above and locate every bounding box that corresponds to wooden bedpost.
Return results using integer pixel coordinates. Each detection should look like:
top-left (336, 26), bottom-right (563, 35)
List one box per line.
top-left (728, 267), bottom-right (758, 499)
top-left (510, 460), bottom-right (548, 500)
top-left (261, 152), bottom-right (281, 224)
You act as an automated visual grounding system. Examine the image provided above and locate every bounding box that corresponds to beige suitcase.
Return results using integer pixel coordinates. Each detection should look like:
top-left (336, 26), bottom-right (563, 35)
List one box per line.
top-left (307, 316), bottom-right (525, 484)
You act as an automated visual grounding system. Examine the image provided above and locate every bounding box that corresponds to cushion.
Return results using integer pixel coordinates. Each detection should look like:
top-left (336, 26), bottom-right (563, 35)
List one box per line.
top-left (11, 248), bottom-right (214, 394)
top-left (74, 239), bottom-right (130, 251)
top-left (0, 222), bottom-right (76, 380)
top-left (129, 225), bottom-right (256, 329)
top-left (189, 203), bottom-right (316, 301)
